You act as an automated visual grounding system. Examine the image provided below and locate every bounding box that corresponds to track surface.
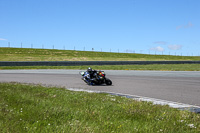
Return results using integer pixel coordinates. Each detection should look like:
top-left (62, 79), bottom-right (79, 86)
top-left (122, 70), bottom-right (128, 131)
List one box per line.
top-left (0, 70), bottom-right (200, 106)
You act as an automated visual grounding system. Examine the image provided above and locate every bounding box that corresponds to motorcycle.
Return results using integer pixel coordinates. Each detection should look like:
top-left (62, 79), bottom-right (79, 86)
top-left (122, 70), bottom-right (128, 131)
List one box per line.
top-left (79, 70), bottom-right (112, 85)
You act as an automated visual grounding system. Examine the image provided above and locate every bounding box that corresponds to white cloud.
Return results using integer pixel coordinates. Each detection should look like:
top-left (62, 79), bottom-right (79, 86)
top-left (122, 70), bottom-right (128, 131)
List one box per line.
top-left (168, 45), bottom-right (182, 50)
top-left (150, 46), bottom-right (164, 52)
top-left (185, 22), bottom-right (193, 28)
top-left (176, 22), bottom-right (193, 30)
top-left (0, 38), bottom-right (7, 41)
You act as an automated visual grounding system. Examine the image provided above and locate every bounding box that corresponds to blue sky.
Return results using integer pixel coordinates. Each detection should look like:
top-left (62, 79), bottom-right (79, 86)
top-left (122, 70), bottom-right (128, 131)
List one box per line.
top-left (0, 0), bottom-right (200, 56)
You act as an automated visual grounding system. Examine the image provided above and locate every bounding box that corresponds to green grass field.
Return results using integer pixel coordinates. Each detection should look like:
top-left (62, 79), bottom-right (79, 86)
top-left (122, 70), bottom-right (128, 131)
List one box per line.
top-left (1, 47), bottom-right (200, 61)
top-left (1, 83), bottom-right (200, 133)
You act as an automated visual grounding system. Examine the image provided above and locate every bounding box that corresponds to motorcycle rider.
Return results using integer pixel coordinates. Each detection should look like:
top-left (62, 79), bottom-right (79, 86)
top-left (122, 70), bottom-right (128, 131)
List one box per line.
top-left (81, 67), bottom-right (112, 85)
top-left (86, 67), bottom-right (97, 85)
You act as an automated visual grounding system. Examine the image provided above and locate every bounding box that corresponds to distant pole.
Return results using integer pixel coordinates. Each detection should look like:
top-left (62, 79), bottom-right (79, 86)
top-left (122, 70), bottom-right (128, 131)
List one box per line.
top-left (118, 49), bottom-right (119, 53)
top-left (21, 42), bottom-right (22, 48)
top-left (84, 47), bottom-right (85, 51)
top-left (31, 44), bottom-right (33, 48)
top-left (53, 45), bottom-right (54, 49)
top-left (110, 49), bottom-right (111, 52)
top-left (63, 46), bottom-right (65, 50)
top-left (8, 42), bottom-right (10, 47)
top-left (74, 46), bottom-right (75, 51)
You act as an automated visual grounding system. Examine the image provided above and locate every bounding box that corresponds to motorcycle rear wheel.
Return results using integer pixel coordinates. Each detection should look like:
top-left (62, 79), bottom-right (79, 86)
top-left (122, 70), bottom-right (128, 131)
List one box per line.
top-left (105, 79), bottom-right (112, 85)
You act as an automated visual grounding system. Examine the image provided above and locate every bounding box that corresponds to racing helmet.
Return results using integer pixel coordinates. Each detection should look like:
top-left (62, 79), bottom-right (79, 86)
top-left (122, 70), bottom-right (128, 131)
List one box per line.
top-left (87, 67), bottom-right (92, 73)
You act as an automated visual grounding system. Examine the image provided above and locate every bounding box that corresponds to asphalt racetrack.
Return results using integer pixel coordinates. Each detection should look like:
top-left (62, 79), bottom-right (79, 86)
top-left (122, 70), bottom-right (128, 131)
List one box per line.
top-left (0, 70), bottom-right (200, 107)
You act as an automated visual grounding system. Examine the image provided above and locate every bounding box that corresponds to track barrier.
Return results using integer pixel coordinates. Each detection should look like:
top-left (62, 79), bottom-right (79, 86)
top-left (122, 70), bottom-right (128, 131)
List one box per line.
top-left (0, 61), bottom-right (200, 66)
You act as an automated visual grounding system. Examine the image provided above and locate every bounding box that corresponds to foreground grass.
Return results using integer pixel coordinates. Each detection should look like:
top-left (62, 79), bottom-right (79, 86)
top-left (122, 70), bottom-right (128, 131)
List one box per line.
top-left (1, 64), bottom-right (200, 71)
top-left (1, 47), bottom-right (200, 61)
top-left (0, 83), bottom-right (200, 132)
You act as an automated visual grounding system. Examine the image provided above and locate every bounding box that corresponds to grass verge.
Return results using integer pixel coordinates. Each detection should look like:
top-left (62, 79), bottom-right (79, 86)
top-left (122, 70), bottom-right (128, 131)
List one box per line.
top-left (1, 83), bottom-right (200, 132)
top-left (1, 64), bottom-right (200, 71)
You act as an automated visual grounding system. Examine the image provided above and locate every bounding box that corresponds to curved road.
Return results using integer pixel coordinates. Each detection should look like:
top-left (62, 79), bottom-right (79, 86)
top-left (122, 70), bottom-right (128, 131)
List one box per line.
top-left (0, 70), bottom-right (200, 107)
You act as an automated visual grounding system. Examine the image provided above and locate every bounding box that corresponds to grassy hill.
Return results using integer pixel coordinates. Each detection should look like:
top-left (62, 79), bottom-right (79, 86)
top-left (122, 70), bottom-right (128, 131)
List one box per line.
top-left (1, 47), bottom-right (199, 61)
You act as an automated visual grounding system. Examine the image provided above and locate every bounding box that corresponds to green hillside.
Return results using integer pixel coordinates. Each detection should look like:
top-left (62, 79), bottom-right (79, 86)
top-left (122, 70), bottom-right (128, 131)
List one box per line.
top-left (1, 47), bottom-right (199, 61)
